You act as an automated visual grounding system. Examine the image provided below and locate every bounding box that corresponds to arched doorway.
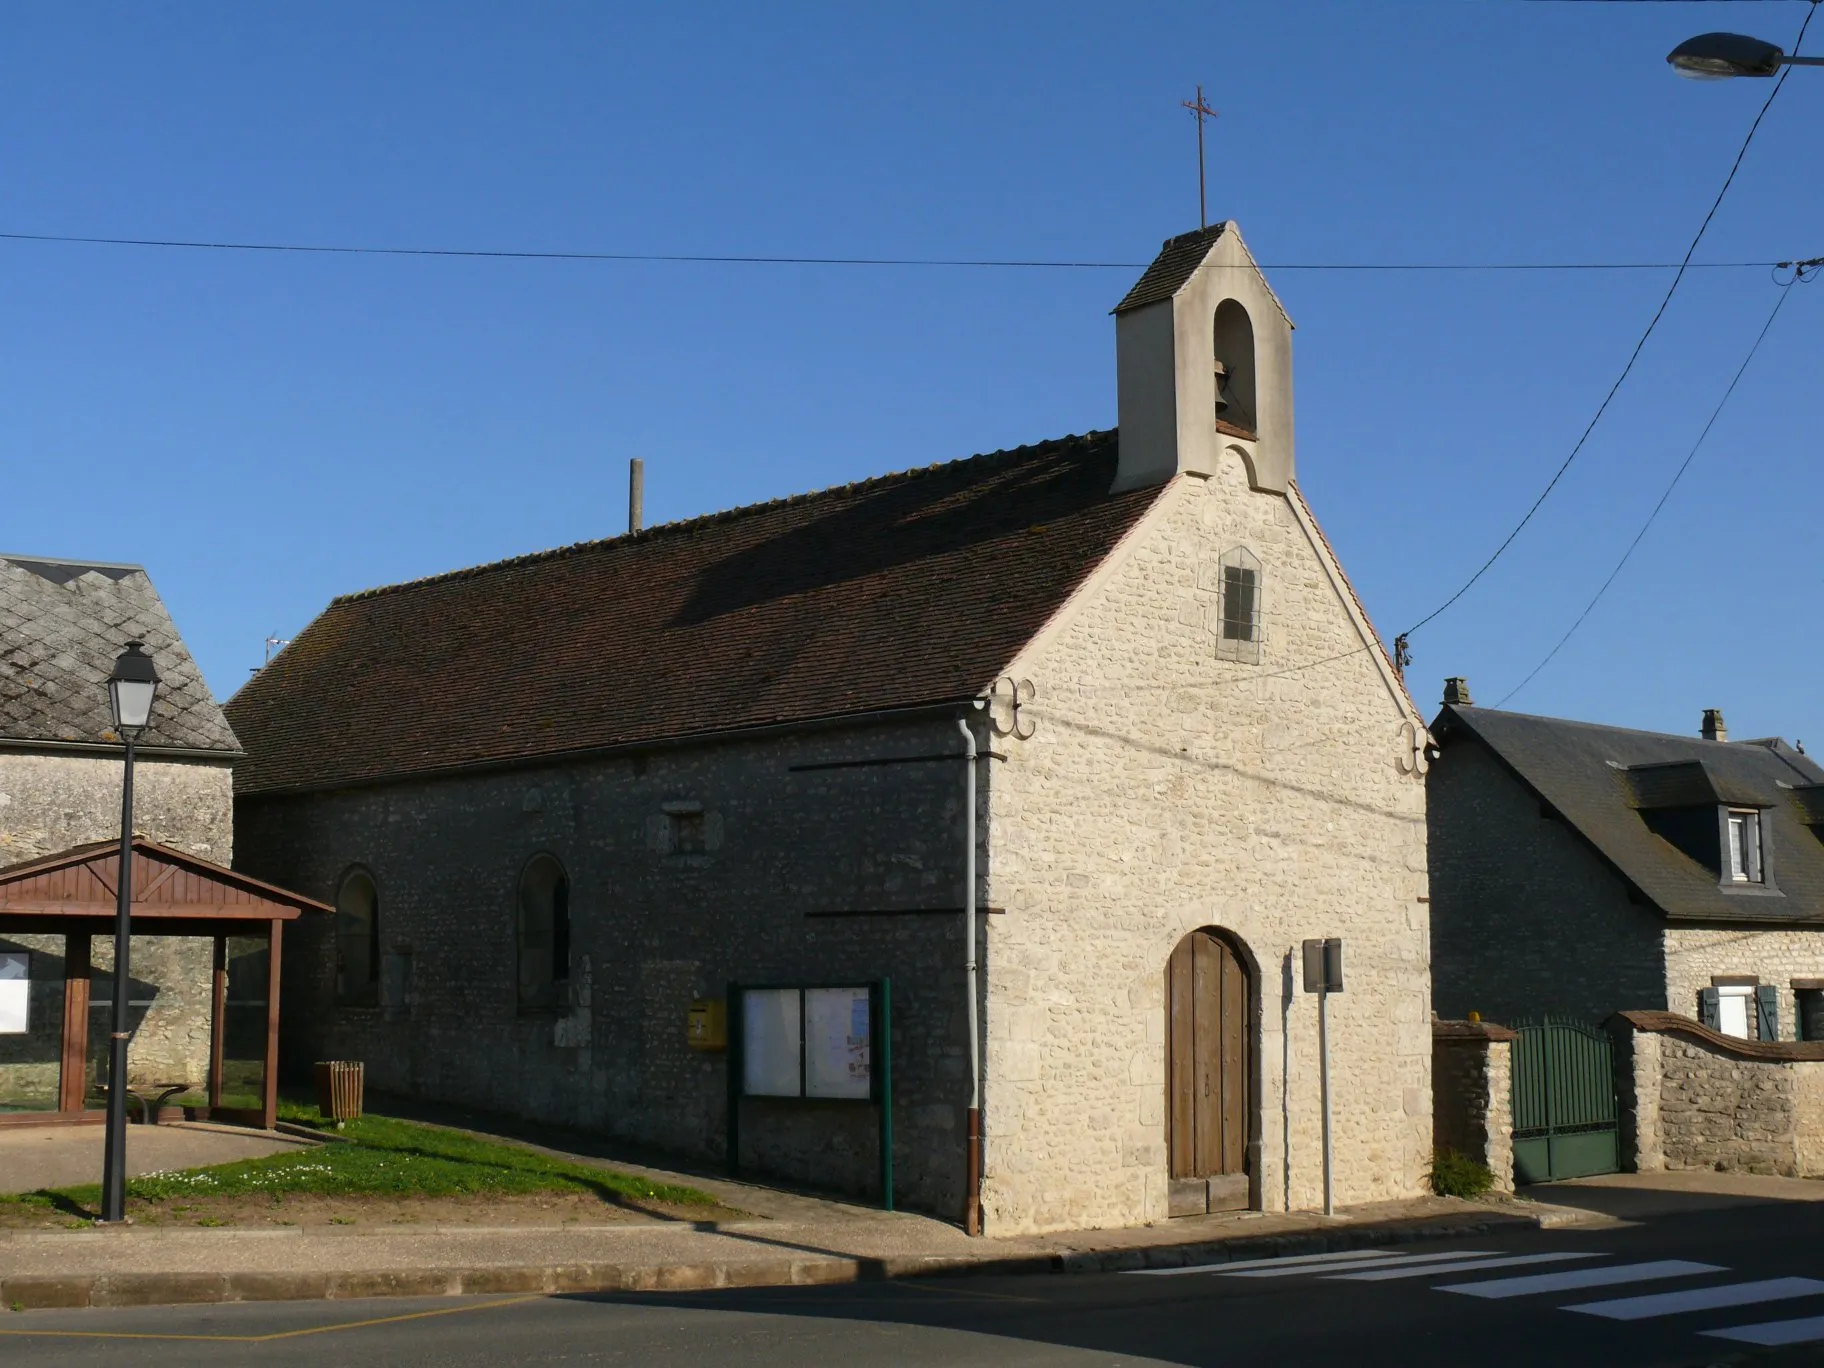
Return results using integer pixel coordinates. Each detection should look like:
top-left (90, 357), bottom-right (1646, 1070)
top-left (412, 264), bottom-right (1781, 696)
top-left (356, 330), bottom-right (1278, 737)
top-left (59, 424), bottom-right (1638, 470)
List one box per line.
top-left (1166, 928), bottom-right (1254, 1215)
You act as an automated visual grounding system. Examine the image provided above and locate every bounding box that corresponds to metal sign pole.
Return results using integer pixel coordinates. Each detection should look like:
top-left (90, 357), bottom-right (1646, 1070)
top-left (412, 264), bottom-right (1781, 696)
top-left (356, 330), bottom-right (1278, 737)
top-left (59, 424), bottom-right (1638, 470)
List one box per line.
top-left (1303, 937), bottom-right (1342, 1218)
top-left (875, 977), bottom-right (893, 1211)
top-left (726, 982), bottom-right (742, 1178)
top-left (1319, 983), bottom-right (1334, 1217)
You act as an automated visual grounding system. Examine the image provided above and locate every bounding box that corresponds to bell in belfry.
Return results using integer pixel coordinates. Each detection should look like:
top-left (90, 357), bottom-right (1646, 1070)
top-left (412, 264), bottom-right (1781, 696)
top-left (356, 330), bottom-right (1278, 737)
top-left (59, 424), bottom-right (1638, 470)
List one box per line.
top-left (1212, 359), bottom-right (1232, 417)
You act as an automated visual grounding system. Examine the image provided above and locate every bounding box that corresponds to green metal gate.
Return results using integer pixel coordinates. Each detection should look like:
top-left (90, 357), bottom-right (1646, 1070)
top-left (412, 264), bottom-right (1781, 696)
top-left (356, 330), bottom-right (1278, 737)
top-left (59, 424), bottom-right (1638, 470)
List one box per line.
top-left (1510, 1017), bottom-right (1619, 1183)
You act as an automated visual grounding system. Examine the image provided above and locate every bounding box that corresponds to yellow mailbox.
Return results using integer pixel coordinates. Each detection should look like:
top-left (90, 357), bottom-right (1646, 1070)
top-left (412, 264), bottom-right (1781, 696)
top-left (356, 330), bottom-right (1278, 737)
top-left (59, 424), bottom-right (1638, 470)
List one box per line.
top-left (687, 998), bottom-right (727, 1051)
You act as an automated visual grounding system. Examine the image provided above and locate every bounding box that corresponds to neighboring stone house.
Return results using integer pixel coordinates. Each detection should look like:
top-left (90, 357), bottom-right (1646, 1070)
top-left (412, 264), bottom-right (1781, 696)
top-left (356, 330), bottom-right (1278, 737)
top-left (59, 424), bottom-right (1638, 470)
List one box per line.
top-left (227, 222), bottom-right (1434, 1235)
top-left (1429, 682), bottom-right (1824, 1040)
top-left (0, 554), bottom-right (241, 1112)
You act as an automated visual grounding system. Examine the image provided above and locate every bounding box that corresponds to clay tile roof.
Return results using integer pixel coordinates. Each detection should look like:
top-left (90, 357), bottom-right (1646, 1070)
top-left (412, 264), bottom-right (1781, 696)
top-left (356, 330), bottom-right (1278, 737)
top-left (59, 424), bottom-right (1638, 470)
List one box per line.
top-left (1113, 224), bottom-right (1227, 314)
top-left (0, 555), bottom-right (240, 755)
top-left (226, 432), bottom-right (1161, 796)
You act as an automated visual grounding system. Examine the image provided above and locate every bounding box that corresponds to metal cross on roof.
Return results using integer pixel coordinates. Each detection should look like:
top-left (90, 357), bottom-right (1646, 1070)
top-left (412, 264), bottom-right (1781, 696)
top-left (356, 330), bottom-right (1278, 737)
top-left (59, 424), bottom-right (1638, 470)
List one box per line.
top-left (1181, 85), bottom-right (1218, 231)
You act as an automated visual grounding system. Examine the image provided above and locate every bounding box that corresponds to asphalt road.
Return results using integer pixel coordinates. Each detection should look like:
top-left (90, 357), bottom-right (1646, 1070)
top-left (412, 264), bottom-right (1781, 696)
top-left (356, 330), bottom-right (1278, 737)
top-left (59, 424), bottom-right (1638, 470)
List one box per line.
top-left (7, 1192), bottom-right (1824, 1366)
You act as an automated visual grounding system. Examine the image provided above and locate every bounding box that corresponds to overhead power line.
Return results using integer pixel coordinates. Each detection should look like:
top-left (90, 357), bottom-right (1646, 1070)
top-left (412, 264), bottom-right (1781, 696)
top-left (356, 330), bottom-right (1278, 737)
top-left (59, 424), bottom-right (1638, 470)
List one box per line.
top-left (1495, 264), bottom-right (1814, 709)
top-left (1397, 0), bottom-right (1819, 647)
top-left (0, 229), bottom-right (1803, 274)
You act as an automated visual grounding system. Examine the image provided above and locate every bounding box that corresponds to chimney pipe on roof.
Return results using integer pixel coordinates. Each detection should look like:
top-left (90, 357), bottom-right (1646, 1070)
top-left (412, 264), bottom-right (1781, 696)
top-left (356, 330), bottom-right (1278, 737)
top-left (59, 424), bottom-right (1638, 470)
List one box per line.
top-left (1442, 677), bottom-right (1473, 707)
top-left (629, 458), bottom-right (645, 534)
top-left (1702, 708), bottom-right (1727, 743)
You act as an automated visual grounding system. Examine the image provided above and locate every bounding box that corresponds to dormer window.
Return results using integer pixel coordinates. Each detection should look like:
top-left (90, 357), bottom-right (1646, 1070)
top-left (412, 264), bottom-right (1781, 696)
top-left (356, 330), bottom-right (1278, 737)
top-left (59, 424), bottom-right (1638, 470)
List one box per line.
top-left (1727, 810), bottom-right (1764, 883)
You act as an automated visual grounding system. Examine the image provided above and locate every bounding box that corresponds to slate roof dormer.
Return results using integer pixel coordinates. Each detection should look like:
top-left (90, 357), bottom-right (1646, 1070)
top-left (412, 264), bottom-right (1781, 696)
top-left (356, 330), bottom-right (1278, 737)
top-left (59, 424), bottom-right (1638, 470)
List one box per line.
top-left (0, 554), bottom-right (240, 756)
top-left (1432, 703), bottom-right (1824, 924)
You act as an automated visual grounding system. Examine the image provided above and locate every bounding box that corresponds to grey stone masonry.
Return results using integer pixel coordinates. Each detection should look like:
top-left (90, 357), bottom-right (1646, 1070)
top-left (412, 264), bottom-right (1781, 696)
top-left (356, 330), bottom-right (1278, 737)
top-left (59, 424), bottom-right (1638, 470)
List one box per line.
top-left (1611, 1011), bottom-right (1824, 1177)
top-left (1432, 1020), bottom-right (1515, 1192)
top-left (1429, 734), bottom-right (1667, 1024)
top-left (234, 713), bottom-right (982, 1218)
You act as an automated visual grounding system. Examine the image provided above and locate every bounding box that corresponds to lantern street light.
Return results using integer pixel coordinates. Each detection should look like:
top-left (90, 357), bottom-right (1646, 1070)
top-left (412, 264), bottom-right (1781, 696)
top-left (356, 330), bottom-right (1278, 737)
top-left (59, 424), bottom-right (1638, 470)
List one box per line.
top-left (1668, 32), bottom-right (1824, 80)
top-left (99, 641), bottom-right (160, 1224)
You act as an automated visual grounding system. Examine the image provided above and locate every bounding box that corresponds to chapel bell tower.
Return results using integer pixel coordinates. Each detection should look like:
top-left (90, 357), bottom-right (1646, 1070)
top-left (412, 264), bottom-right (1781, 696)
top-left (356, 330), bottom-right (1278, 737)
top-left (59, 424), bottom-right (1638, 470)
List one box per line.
top-left (1111, 221), bottom-right (1295, 494)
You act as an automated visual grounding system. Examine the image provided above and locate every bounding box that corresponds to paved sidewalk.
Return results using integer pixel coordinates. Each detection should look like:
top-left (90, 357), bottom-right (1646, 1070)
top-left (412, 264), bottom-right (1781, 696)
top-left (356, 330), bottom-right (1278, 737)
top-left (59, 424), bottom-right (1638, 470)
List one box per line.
top-left (0, 1192), bottom-right (1574, 1309)
top-left (0, 1099), bottom-right (1597, 1310)
top-left (0, 1123), bottom-right (311, 1194)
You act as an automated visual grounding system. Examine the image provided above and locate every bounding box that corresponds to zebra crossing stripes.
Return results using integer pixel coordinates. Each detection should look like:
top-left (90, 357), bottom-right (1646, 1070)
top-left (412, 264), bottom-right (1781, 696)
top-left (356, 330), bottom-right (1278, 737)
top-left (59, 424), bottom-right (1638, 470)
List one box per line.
top-left (1327, 1252), bottom-right (1600, 1281)
top-left (1436, 1260), bottom-right (1723, 1299)
top-left (1130, 1248), bottom-right (1394, 1277)
top-left (1122, 1245), bottom-right (1824, 1348)
top-left (1567, 1277), bottom-right (1824, 1321)
top-left (1222, 1251), bottom-right (1502, 1279)
top-left (1705, 1314), bottom-right (1824, 1347)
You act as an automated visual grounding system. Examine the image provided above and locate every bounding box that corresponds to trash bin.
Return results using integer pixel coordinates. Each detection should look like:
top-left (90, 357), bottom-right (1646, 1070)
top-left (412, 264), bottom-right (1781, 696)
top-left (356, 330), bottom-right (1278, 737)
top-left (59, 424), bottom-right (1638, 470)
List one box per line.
top-left (313, 1060), bottom-right (365, 1124)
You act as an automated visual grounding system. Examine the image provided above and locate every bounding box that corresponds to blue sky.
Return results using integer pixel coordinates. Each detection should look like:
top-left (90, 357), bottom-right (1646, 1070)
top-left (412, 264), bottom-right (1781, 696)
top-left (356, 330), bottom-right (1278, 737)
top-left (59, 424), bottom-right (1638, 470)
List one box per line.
top-left (2, 2), bottom-right (1819, 743)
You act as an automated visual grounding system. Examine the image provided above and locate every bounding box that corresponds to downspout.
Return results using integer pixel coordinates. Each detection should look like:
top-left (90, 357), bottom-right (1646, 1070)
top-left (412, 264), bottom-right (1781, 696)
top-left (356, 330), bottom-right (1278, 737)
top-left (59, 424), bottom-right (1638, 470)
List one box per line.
top-left (957, 712), bottom-right (983, 1235)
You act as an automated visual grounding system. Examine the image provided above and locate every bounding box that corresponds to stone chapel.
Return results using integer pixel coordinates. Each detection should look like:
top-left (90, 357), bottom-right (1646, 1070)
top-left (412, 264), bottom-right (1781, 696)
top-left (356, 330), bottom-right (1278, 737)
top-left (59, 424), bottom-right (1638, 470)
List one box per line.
top-left (228, 222), bottom-right (1434, 1235)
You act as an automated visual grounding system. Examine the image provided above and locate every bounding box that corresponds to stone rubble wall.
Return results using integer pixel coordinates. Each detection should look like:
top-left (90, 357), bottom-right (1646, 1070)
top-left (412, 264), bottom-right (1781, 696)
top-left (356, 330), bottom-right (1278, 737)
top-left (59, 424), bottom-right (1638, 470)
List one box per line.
top-left (234, 715), bottom-right (981, 1218)
top-left (1613, 1012), bottom-right (1824, 1177)
top-left (984, 455), bottom-right (1433, 1234)
top-left (1429, 738), bottom-right (1669, 1025)
top-left (0, 752), bottom-right (233, 867)
top-left (1431, 1022), bottom-right (1514, 1192)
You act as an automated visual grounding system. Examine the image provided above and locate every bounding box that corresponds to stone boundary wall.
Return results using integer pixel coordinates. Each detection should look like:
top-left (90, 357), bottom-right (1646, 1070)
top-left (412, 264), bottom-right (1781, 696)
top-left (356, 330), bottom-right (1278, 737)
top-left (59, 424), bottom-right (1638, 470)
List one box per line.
top-left (1611, 1010), bottom-right (1824, 1177)
top-left (1431, 1019), bottom-right (1515, 1192)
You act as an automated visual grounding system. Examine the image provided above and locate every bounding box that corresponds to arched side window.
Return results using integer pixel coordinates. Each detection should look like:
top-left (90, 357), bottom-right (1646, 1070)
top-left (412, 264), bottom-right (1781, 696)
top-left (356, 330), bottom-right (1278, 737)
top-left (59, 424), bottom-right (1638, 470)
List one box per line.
top-left (1211, 299), bottom-right (1257, 435)
top-left (334, 868), bottom-right (381, 1008)
top-left (517, 854), bottom-right (571, 1012)
top-left (1216, 546), bottom-right (1263, 665)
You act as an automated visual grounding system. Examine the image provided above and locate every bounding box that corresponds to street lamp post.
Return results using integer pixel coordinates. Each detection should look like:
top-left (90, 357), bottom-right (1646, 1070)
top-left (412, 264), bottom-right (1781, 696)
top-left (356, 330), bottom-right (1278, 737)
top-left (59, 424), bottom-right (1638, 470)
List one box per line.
top-left (1668, 32), bottom-right (1824, 80)
top-left (99, 641), bottom-right (160, 1225)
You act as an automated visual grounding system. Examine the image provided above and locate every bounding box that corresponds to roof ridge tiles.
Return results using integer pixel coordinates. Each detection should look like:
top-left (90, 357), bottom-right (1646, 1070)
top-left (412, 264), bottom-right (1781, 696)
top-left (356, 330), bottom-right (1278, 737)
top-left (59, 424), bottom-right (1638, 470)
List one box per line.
top-left (1447, 703), bottom-right (1751, 748)
top-left (330, 430), bottom-right (1112, 607)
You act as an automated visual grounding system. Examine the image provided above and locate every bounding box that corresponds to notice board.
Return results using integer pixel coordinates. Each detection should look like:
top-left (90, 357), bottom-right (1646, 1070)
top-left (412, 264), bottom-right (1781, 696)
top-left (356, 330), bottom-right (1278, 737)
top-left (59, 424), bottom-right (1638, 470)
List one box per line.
top-left (0, 952), bottom-right (27, 1035)
top-left (739, 985), bottom-right (872, 1100)
top-left (727, 978), bottom-right (894, 1208)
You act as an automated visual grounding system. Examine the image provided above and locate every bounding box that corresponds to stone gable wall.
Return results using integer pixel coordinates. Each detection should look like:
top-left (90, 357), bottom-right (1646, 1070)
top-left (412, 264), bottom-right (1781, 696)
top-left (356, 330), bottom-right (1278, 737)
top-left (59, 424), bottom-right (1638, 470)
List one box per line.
top-left (982, 454), bottom-right (1432, 1233)
top-left (1428, 736), bottom-right (1667, 1024)
top-left (234, 715), bottom-right (981, 1216)
top-left (0, 751), bottom-right (232, 866)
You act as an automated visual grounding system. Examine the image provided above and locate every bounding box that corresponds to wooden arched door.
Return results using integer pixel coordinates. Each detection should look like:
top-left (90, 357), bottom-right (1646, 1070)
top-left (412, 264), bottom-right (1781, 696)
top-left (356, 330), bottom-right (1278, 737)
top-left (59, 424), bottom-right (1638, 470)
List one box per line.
top-left (1166, 929), bottom-right (1251, 1215)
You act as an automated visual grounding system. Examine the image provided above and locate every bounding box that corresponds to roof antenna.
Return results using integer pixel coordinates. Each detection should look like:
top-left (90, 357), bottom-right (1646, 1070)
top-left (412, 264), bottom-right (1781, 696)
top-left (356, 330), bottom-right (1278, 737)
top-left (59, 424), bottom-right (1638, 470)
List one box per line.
top-left (629, 457), bottom-right (645, 534)
top-left (1180, 85), bottom-right (1218, 230)
top-left (264, 634), bottom-right (289, 665)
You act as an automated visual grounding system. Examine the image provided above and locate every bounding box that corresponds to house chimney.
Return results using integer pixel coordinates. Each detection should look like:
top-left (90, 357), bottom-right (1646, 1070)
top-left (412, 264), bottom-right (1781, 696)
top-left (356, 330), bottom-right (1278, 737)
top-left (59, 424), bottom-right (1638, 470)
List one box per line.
top-left (1442, 677), bottom-right (1473, 707)
top-left (629, 458), bottom-right (645, 534)
top-left (1701, 708), bottom-right (1727, 743)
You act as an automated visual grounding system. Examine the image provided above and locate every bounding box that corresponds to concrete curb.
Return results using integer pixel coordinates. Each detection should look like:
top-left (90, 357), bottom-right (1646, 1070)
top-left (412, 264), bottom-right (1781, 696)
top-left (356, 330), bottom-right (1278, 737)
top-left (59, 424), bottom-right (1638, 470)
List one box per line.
top-left (0, 1208), bottom-right (1571, 1311)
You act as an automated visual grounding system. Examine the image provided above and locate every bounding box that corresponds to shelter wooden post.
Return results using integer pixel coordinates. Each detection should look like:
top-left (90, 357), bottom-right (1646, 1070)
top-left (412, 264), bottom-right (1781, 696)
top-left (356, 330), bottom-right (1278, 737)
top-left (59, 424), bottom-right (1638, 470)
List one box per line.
top-left (0, 837), bottom-right (327, 1131)
top-left (59, 933), bottom-right (92, 1115)
top-left (208, 935), bottom-right (227, 1112)
top-left (263, 918), bottom-right (282, 1131)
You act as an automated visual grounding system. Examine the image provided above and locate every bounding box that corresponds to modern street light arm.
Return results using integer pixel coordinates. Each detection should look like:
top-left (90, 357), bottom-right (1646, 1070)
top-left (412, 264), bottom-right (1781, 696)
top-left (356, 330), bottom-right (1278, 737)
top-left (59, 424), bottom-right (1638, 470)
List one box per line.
top-left (1669, 32), bottom-right (1824, 79)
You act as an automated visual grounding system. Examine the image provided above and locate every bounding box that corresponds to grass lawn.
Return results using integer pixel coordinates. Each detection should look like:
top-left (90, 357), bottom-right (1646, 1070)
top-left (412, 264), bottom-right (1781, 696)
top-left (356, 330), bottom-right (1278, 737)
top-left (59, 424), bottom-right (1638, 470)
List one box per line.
top-left (0, 1107), bottom-right (720, 1228)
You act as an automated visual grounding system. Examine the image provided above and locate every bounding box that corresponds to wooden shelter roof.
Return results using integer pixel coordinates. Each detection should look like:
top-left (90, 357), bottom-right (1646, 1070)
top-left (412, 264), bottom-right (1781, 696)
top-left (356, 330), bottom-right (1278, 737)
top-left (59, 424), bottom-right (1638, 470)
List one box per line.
top-left (0, 838), bottom-right (330, 935)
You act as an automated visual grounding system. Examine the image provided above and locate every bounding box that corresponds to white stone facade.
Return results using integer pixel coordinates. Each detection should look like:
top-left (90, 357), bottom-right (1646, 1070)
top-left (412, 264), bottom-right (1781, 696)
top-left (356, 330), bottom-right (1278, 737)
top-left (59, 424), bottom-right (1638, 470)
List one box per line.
top-left (1664, 926), bottom-right (1824, 1043)
top-left (981, 452), bottom-right (1432, 1234)
top-left (0, 751), bottom-right (233, 866)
